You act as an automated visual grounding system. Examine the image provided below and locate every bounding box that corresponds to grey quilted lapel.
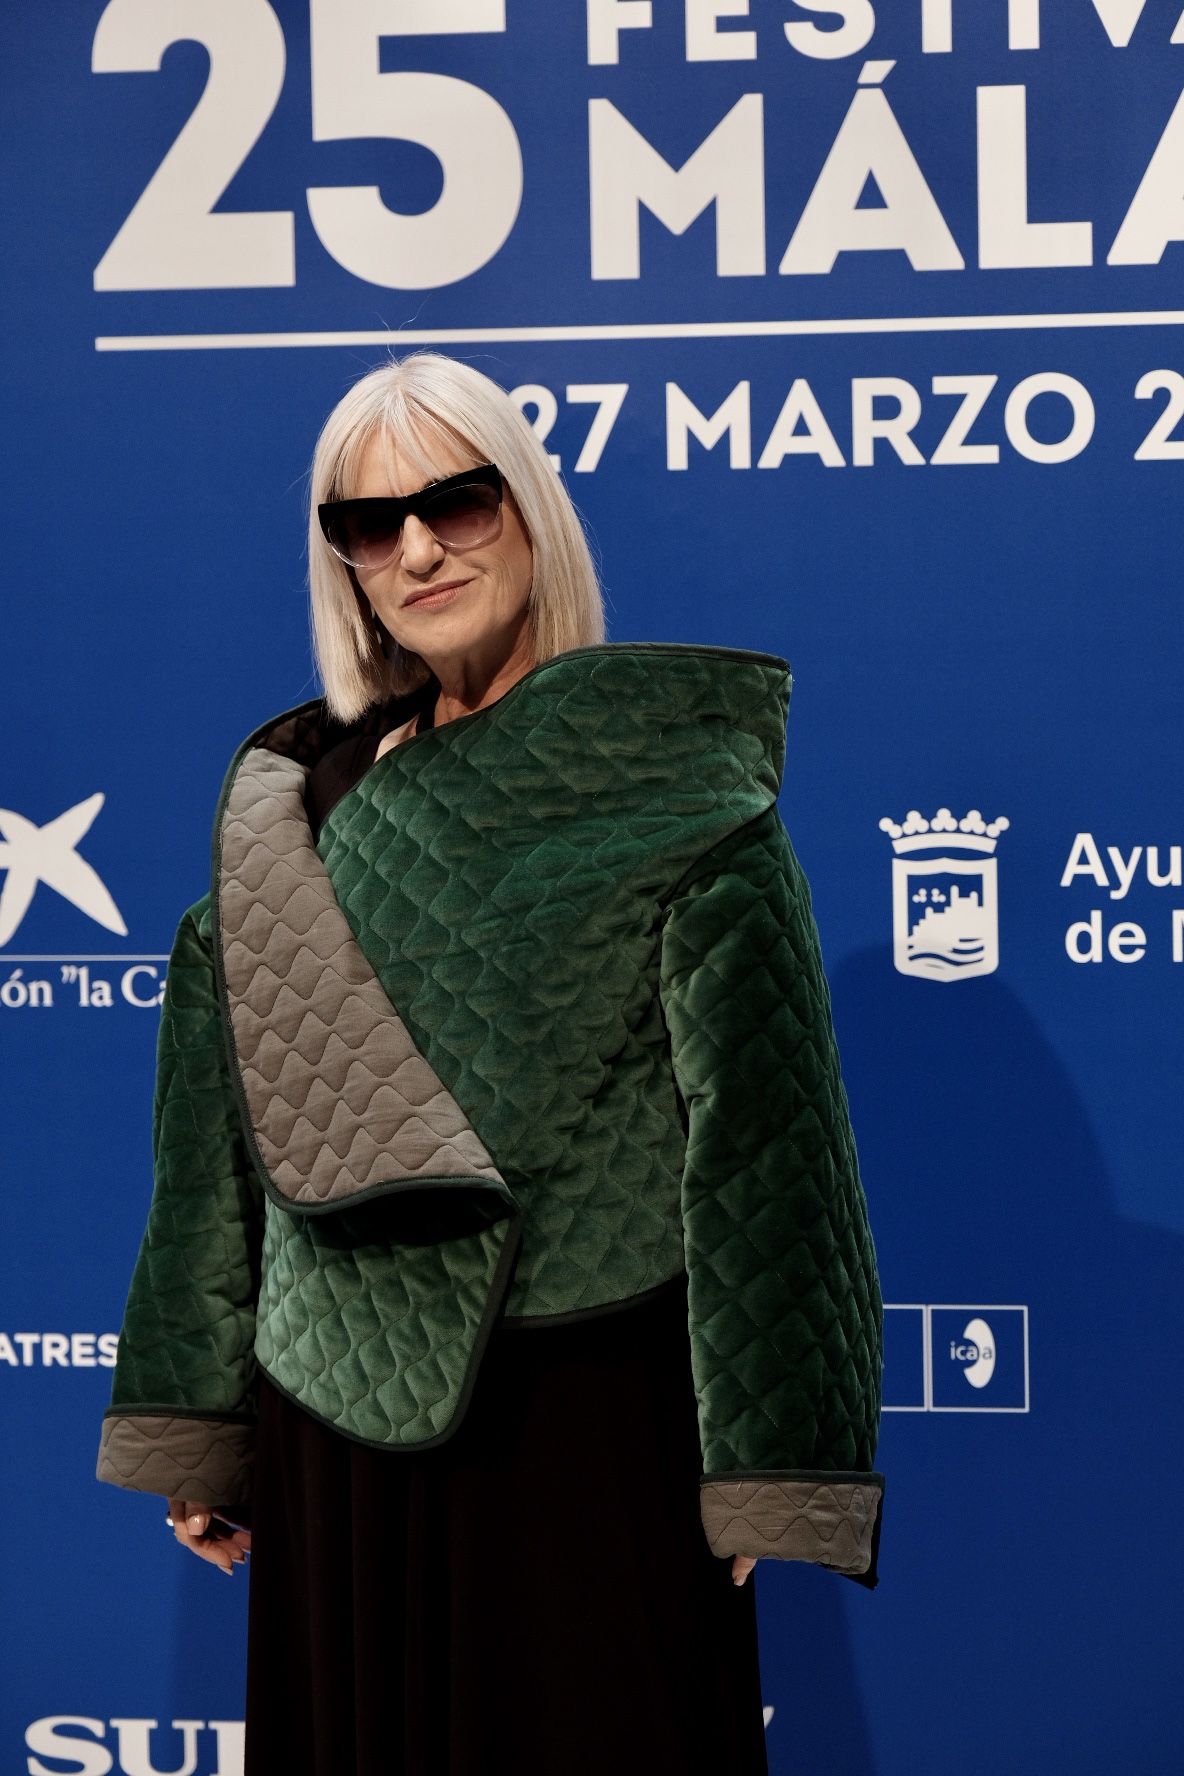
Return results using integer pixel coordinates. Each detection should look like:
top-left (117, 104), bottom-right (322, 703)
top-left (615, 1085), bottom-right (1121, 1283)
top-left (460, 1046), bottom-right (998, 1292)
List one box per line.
top-left (214, 743), bottom-right (510, 1213)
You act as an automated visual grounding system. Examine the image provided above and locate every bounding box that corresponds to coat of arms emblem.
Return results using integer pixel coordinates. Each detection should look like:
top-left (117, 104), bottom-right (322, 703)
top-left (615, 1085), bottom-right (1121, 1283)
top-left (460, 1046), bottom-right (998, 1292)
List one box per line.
top-left (879, 806), bottom-right (1009, 981)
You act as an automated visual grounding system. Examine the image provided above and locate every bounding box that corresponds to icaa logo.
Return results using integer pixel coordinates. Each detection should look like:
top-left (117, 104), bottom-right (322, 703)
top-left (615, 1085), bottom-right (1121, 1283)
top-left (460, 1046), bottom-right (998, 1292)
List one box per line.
top-left (948, 1316), bottom-right (996, 1389)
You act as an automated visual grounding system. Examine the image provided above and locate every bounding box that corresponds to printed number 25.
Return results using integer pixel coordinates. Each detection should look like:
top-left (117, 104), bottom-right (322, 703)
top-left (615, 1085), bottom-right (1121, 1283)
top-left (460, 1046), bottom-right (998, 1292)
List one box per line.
top-left (92, 0), bottom-right (521, 292)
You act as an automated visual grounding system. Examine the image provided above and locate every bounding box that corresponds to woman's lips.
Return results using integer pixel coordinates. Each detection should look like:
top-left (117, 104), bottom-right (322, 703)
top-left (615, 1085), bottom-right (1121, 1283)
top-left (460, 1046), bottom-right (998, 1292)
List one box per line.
top-left (403, 580), bottom-right (470, 610)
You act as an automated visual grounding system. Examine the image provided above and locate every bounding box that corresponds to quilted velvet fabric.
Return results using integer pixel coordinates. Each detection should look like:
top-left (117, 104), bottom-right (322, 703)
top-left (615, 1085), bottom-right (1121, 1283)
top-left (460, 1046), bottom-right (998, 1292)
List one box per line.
top-left (659, 808), bottom-right (881, 1480)
top-left (97, 642), bottom-right (885, 1582)
top-left (96, 895), bottom-right (262, 1515)
top-left (219, 745), bottom-right (509, 1207)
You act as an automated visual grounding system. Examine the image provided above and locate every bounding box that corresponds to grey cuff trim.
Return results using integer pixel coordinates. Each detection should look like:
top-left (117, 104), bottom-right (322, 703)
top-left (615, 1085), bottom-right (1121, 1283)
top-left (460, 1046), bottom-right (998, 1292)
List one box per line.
top-left (96, 1411), bottom-right (255, 1512)
top-left (700, 1471), bottom-right (884, 1574)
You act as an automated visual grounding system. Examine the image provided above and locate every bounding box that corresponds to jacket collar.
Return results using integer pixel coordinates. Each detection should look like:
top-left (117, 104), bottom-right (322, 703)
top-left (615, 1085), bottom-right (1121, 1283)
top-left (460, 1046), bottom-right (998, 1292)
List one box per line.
top-left (219, 640), bottom-right (791, 789)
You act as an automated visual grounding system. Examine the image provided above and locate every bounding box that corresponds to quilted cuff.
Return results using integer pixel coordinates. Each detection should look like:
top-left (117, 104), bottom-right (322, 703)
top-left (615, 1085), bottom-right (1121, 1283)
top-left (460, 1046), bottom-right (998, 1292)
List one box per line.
top-left (96, 1409), bottom-right (255, 1518)
top-left (700, 1470), bottom-right (885, 1587)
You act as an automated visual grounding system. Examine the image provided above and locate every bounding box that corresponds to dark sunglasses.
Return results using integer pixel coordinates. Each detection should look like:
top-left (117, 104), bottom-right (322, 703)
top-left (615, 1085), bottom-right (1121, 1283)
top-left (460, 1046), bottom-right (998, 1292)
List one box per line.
top-left (318, 462), bottom-right (504, 571)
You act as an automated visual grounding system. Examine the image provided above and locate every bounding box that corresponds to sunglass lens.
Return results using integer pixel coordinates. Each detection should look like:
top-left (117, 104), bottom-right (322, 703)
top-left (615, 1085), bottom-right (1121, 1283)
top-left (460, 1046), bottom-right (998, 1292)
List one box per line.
top-left (422, 482), bottom-right (501, 547)
top-left (330, 509), bottom-right (403, 569)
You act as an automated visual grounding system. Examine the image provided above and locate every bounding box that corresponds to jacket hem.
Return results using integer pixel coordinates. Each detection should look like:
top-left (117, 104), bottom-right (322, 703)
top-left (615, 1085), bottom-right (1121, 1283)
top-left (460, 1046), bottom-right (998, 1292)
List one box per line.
top-left (499, 1268), bottom-right (687, 1328)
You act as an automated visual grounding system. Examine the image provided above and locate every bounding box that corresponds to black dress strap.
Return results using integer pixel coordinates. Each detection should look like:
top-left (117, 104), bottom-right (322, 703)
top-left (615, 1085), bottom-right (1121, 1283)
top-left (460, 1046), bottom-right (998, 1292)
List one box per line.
top-left (304, 678), bottom-right (437, 842)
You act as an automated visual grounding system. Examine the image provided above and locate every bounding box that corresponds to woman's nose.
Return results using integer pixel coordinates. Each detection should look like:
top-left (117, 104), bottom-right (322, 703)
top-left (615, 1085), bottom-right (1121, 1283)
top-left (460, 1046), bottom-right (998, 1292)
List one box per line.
top-left (400, 511), bottom-right (444, 568)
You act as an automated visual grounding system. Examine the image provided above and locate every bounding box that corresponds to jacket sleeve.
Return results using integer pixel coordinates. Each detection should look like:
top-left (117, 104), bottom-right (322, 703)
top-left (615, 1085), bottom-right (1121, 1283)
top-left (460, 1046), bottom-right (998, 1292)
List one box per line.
top-left (658, 804), bottom-right (885, 1586)
top-left (95, 892), bottom-right (264, 1521)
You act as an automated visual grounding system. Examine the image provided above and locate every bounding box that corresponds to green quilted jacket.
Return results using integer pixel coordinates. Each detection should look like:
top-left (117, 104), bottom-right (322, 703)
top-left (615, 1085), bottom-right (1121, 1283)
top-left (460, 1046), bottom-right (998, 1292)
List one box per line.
top-left (96, 641), bottom-right (885, 1585)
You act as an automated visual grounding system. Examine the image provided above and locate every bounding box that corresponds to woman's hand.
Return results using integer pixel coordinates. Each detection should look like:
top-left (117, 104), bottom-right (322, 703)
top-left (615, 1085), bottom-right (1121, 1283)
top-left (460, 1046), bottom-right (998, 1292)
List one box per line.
top-left (167, 1498), bottom-right (251, 1577)
top-left (732, 1555), bottom-right (757, 1586)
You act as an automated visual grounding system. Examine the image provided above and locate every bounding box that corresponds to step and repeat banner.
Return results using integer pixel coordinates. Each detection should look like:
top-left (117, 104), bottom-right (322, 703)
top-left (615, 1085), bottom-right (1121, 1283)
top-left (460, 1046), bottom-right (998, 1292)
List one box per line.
top-left (3, 3), bottom-right (1181, 1773)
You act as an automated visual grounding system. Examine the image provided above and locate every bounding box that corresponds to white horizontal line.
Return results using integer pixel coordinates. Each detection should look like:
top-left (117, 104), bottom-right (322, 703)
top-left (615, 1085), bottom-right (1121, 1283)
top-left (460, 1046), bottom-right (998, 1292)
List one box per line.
top-left (1, 954), bottom-right (169, 961)
top-left (93, 309), bottom-right (1184, 351)
top-left (926, 1404), bottom-right (1030, 1413)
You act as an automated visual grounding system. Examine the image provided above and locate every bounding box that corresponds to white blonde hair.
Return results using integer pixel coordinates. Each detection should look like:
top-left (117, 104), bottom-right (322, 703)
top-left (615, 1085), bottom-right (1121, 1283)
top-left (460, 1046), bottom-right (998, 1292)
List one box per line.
top-left (306, 351), bottom-right (607, 722)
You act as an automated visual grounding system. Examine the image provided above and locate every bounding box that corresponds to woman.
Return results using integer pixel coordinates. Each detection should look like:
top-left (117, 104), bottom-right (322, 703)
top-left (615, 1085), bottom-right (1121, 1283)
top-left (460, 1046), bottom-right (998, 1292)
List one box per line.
top-left (96, 352), bottom-right (885, 1775)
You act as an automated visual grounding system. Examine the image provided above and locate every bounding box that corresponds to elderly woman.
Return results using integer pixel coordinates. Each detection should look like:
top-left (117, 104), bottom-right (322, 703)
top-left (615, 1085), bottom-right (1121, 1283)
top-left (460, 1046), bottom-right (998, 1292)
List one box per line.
top-left (96, 351), bottom-right (885, 1776)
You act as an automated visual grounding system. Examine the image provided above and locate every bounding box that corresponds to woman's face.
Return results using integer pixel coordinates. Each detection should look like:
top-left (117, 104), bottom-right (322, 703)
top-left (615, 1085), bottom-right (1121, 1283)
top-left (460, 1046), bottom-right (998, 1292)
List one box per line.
top-left (348, 429), bottom-right (534, 678)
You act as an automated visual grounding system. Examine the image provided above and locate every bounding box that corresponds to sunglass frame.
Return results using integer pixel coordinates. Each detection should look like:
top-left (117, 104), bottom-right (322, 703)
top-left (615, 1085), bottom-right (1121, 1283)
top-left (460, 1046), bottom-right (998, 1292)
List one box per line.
top-left (318, 462), bottom-right (504, 569)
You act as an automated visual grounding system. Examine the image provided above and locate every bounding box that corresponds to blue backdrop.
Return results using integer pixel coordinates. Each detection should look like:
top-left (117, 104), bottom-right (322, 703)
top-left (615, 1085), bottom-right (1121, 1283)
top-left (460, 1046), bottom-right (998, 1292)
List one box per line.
top-left (3, 3), bottom-right (1182, 1772)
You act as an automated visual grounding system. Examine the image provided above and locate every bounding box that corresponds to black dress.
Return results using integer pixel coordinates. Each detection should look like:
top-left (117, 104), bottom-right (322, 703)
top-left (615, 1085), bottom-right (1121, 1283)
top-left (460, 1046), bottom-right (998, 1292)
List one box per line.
top-left (242, 697), bottom-right (770, 1776)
